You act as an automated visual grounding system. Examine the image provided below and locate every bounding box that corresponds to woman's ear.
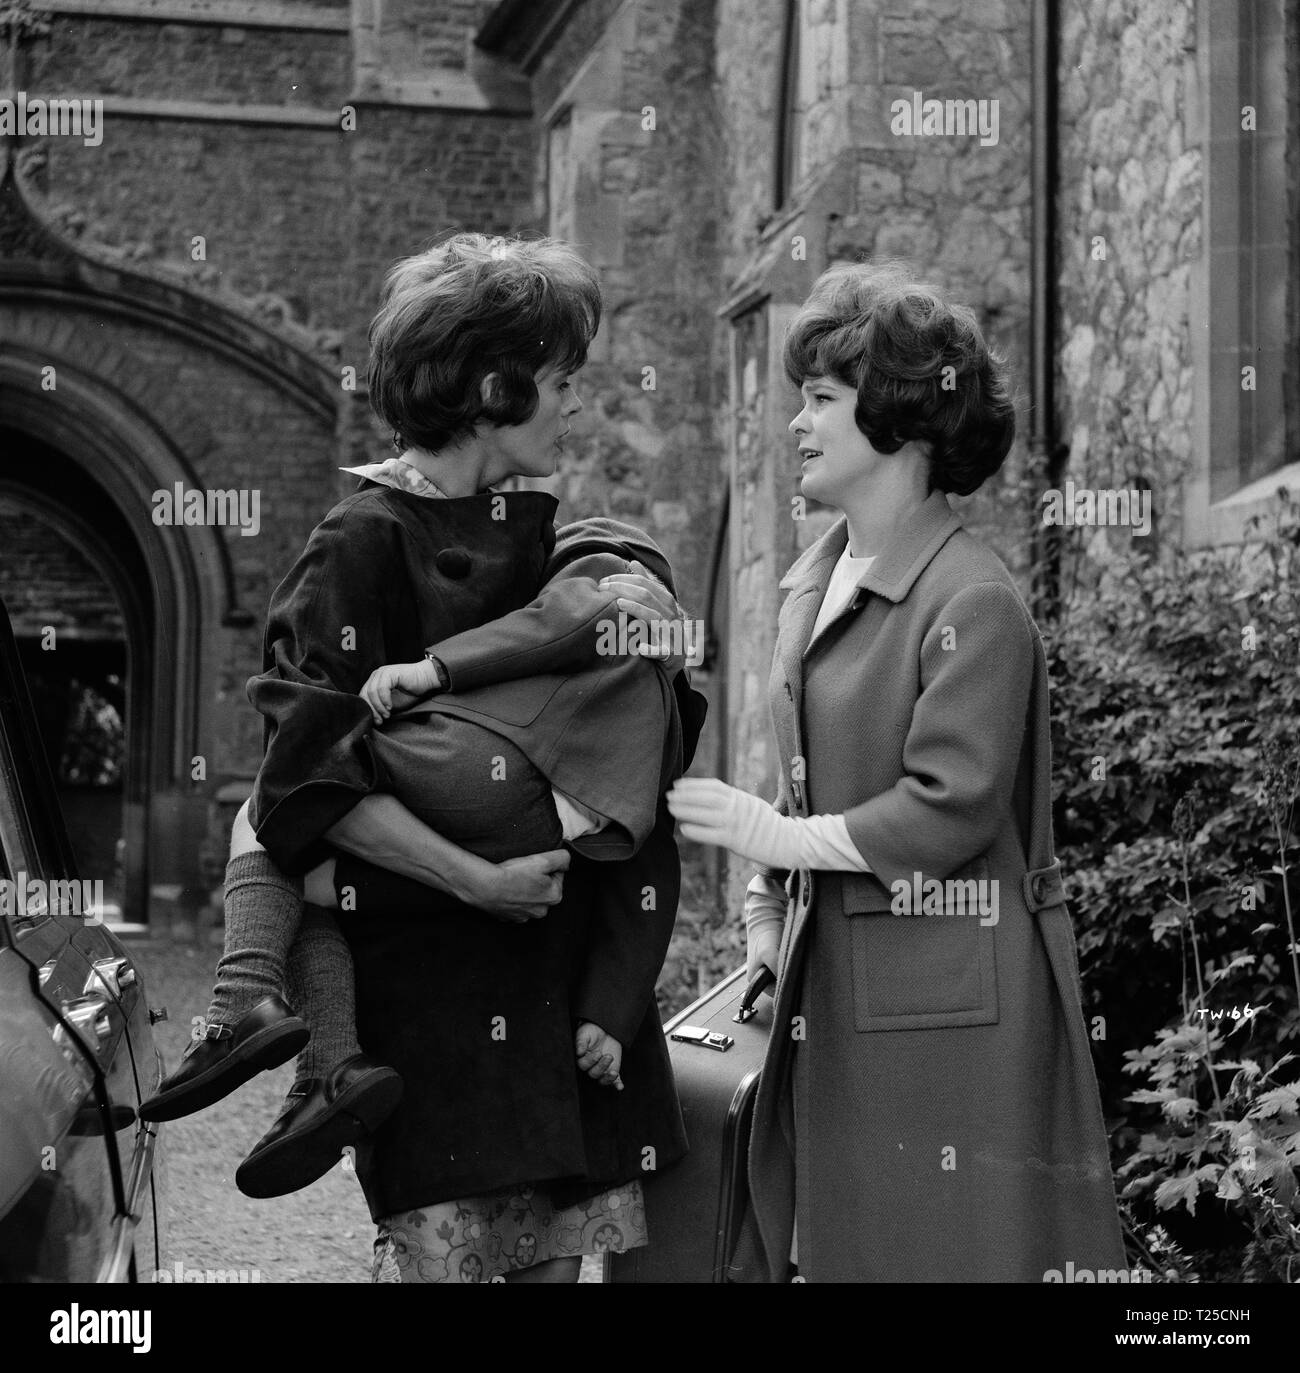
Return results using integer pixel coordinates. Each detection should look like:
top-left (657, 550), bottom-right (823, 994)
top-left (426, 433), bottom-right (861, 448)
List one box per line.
top-left (479, 371), bottom-right (502, 410)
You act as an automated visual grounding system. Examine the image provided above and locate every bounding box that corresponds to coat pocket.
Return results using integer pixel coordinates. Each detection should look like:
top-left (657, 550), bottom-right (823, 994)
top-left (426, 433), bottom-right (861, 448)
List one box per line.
top-left (840, 859), bottom-right (999, 1032)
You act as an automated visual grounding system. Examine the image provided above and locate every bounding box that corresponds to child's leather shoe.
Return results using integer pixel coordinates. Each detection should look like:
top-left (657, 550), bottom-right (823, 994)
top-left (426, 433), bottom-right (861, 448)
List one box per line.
top-left (234, 1053), bottom-right (402, 1198)
top-left (139, 994), bottom-right (309, 1122)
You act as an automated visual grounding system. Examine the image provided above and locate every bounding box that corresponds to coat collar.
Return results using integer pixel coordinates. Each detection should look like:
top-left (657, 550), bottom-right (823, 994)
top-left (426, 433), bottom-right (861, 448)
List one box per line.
top-left (776, 491), bottom-right (964, 693)
top-left (778, 489), bottom-right (963, 601)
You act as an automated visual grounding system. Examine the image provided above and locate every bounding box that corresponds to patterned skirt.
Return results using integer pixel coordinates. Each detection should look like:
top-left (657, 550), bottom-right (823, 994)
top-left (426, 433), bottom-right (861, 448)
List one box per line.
top-left (371, 1180), bottom-right (648, 1283)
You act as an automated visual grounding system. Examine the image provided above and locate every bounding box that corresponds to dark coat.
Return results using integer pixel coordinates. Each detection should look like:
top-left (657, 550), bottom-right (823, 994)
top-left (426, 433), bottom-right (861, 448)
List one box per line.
top-left (247, 486), bottom-right (559, 874)
top-left (246, 486), bottom-right (701, 1219)
top-left (401, 518), bottom-right (700, 859)
top-left (733, 491), bottom-right (1125, 1283)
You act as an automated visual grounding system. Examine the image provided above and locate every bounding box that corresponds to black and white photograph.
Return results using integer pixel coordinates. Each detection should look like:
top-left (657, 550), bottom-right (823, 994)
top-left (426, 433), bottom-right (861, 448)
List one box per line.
top-left (0, 0), bottom-right (1296, 1333)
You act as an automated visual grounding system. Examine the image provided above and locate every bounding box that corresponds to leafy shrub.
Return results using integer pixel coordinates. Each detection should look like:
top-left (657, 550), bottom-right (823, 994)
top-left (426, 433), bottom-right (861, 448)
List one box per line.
top-left (1044, 494), bottom-right (1300, 1117)
top-left (1046, 491), bottom-right (1300, 1282)
top-left (1118, 1023), bottom-right (1300, 1283)
top-left (656, 859), bottom-right (744, 1020)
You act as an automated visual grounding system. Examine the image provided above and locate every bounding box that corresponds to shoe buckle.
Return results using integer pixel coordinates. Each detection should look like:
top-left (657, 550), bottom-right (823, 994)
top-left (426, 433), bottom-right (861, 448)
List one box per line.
top-left (203, 1021), bottom-right (235, 1041)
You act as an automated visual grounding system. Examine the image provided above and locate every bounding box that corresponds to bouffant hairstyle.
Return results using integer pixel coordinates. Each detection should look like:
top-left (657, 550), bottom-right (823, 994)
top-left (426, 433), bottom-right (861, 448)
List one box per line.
top-left (782, 262), bottom-right (1015, 496)
top-left (368, 233), bottom-right (602, 453)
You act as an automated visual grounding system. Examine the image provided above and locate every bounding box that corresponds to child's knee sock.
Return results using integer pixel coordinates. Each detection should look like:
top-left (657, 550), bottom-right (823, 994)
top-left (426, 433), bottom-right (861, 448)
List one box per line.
top-left (285, 905), bottom-right (362, 1080)
top-left (207, 851), bottom-right (303, 1027)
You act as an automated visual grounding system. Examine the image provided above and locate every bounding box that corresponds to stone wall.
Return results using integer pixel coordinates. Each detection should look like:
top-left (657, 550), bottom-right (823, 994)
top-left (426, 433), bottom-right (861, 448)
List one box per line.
top-left (524, 0), bottom-right (729, 792)
top-left (1057, 0), bottom-right (1199, 558)
top-left (378, 0), bottom-right (500, 73)
top-left (713, 0), bottom-right (1035, 907)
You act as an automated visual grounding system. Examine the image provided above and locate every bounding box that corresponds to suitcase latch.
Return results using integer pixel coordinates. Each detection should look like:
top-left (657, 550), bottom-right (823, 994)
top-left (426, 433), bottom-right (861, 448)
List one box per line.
top-left (670, 1025), bottom-right (734, 1052)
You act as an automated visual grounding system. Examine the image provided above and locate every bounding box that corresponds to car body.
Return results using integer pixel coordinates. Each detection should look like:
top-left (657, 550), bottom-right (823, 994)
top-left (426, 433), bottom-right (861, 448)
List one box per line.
top-left (0, 598), bottom-right (165, 1281)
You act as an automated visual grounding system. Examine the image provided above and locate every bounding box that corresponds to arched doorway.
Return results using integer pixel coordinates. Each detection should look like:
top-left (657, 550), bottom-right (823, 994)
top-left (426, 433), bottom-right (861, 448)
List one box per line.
top-left (0, 148), bottom-right (344, 930)
top-left (0, 430), bottom-right (155, 925)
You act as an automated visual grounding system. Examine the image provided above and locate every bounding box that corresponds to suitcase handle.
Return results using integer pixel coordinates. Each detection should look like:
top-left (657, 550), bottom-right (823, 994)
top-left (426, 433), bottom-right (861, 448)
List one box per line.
top-left (732, 966), bottom-right (776, 1023)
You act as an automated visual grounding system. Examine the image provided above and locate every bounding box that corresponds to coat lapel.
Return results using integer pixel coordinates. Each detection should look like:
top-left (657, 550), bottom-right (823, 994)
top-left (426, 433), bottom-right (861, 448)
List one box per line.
top-left (776, 491), bottom-right (965, 699)
top-left (776, 524), bottom-right (845, 710)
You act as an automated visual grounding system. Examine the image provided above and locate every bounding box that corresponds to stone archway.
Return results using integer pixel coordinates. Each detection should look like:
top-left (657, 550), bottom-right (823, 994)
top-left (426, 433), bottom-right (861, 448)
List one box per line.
top-left (0, 147), bottom-right (343, 927)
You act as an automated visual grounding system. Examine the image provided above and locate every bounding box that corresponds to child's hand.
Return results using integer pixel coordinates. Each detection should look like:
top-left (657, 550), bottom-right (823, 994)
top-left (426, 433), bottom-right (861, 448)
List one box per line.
top-left (360, 659), bottom-right (442, 724)
top-left (575, 1021), bottom-right (624, 1091)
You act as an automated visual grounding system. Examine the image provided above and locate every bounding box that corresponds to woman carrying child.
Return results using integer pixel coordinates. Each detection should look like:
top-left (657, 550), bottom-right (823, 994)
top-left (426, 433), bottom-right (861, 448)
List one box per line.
top-left (142, 233), bottom-right (705, 1283)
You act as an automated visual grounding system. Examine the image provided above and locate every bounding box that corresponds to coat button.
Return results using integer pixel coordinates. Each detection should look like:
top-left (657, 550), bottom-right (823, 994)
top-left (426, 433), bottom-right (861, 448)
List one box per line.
top-left (436, 548), bottom-right (472, 578)
top-left (1031, 874), bottom-right (1047, 904)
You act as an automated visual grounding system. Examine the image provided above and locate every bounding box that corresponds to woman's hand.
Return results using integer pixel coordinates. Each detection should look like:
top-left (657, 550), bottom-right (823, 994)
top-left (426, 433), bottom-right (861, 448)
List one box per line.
top-left (598, 560), bottom-right (690, 674)
top-left (668, 777), bottom-right (802, 868)
top-left (360, 659), bottom-right (441, 725)
top-left (462, 849), bottom-right (571, 924)
top-left (575, 1021), bottom-right (624, 1090)
top-left (745, 872), bottom-right (787, 992)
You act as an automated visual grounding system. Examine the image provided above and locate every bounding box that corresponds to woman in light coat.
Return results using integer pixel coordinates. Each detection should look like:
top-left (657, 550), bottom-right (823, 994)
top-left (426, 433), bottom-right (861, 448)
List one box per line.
top-left (668, 263), bottom-right (1125, 1283)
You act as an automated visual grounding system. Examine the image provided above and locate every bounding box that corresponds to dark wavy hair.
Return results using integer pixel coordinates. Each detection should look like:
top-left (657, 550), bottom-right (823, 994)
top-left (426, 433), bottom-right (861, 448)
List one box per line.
top-left (368, 233), bottom-right (602, 453)
top-left (782, 262), bottom-right (1015, 496)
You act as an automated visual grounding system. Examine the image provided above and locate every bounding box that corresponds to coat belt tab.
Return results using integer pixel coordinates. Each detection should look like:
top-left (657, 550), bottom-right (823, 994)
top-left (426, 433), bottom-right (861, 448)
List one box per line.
top-left (1022, 858), bottom-right (1064, 913)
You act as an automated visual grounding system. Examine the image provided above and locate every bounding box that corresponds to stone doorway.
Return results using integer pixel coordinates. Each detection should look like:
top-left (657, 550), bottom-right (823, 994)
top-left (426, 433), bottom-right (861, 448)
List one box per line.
top-left (0, 429), bottom-right (155, 929)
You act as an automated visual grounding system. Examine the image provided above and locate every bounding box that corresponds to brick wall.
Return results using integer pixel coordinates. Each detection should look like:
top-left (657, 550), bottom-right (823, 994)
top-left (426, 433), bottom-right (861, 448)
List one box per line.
top-left (26, 16), bottom-right (349, 107)
top-left (0, 507), bottom-right (123, 640)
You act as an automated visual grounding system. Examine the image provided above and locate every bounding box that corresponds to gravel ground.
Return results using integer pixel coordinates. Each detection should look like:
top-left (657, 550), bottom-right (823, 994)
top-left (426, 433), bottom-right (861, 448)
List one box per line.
top-left (130, 936), bottom-right (601, 1284)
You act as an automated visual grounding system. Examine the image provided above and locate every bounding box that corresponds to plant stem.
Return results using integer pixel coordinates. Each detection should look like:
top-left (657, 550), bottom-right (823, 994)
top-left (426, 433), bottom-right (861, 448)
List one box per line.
top-left (1178, 917), bottom-right (1188, 1020)
top-left (1275, 816), bottom-right (1300, 1014)
top-left (1182, 839), bottom-right (1224, 1115)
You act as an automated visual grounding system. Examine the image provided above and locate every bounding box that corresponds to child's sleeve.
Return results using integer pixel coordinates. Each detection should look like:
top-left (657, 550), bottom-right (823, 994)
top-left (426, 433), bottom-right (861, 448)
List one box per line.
top-left (426, 552), bottom-right (627, 693)
top-left (571, 796), bottom-right (680, 1046)
top-left (247, 503), bottom-right (403, 873)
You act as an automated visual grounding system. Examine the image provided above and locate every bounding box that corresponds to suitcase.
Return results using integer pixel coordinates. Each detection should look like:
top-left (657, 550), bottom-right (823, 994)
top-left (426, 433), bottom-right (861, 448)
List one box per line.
top-left (605, 965), bottom-right (774, 1283)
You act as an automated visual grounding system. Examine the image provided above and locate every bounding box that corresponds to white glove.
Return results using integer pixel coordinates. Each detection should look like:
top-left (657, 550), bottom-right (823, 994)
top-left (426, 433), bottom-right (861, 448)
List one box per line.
top-left (667, 777), bottom-right (806, 868)
top-left (667, 777), bottom-right (873, 878)
top-left (745, 872), bottom-right (787, 989)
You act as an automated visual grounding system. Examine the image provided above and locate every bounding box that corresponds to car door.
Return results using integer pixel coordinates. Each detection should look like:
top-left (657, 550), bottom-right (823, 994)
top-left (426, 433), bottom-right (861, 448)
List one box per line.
top-left (0, 599), bottom-right (159, 1281)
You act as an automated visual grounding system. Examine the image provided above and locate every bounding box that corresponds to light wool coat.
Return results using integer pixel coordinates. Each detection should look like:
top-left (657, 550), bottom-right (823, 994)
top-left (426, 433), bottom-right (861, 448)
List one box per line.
top-left (732, 490), bottom-right (1125, 1283)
